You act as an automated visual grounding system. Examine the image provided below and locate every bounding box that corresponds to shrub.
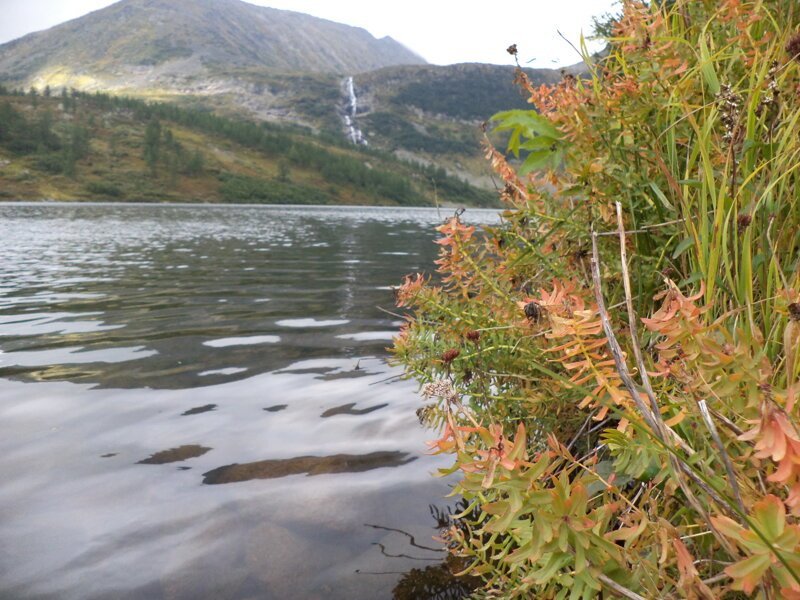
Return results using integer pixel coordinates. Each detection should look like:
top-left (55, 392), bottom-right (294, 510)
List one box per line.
top-left (394, 1), bottom-right (800, 597)
top-left (86, 181), bottom-right (124, 198)
top-left (218, 174), bottom-right (331, 204)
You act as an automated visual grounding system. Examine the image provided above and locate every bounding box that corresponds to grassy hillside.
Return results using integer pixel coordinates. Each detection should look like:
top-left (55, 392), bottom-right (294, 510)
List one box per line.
top-left (352, 64), bottom-right (566, 188)
top-left (0, 88), bottom-right (496, 206)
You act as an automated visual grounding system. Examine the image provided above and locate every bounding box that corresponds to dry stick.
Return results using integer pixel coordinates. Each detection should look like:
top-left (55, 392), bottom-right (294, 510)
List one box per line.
top-left (615, 202), bottom-right (664, 427)
top-left (615, 202), bottom-right (746, 518)
top-left (590, 228), bottom-right (661, 436)
top-left (597, 574), bottom-right (647, 600)
top-left (698, 398), bottom-right (748, 523)
top-left (566, 412), bottom-right (596, 452)
top-left (709, 406), bottom-right (744, 436)
top-left (590, 230), bottom-right (740, 557)
top-left (613, 204), bottom-right (692, 454)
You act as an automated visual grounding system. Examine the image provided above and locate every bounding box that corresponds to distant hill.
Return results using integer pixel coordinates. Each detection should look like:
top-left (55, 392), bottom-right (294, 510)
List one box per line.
top-left (0, 0), bottom-right (425, 86)
top-left (0, 90), bottom-right (496, 206)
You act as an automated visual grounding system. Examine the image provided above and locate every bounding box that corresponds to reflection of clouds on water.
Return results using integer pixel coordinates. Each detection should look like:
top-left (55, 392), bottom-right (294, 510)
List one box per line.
top-left (0, 345), bottom-right (157, 367)
top-left (202, 336), bottom-right (280, 348)
top-left (275, 318), bottom-right (349, 328)
top-left (0, 204), bottom-right (499, 390)
top-left (337, 331), bottom-right (395, 342)
top-left (197, 367), bottom-right (248, 376)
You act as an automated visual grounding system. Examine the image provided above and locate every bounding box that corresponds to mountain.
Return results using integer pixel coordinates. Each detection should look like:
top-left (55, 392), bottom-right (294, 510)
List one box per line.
top-left (0, 0), bottom-right (574, 198)
top-left (0, 0), bottom-right (425, 86)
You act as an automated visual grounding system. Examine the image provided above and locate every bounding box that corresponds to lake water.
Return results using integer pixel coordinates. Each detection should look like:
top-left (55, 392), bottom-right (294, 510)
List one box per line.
top-left (0, 203), bottom-right (499, 599)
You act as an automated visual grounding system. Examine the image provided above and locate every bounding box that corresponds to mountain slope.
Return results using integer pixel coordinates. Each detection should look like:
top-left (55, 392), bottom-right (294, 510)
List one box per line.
top-left (344, 63), bottom-right (565, 188)
top-left (0, 0), bottom-right (425, 86)
top-left (0, 90), bottom-right (495, 206)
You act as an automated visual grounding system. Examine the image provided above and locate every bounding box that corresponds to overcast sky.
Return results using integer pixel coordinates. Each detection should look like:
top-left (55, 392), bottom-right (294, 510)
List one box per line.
top-left (0, 0), bottom-right (618, 67)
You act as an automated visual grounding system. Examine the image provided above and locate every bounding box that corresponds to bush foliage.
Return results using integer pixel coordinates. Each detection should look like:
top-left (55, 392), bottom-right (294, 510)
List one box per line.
top-left (394, 1), bottom-right (800, 597)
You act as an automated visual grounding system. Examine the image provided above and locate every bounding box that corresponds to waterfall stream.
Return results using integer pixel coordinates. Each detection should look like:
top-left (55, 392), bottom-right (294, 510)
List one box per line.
top-left (343, 76), bottom-right (367, 145)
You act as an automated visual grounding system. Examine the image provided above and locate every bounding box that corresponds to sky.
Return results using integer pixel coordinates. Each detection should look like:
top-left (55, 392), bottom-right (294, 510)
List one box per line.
top-left (0, 0), bottom-right (618, 67)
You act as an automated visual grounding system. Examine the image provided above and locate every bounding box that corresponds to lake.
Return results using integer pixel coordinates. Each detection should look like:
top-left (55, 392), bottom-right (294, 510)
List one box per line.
top-left (0, 203), bottom-right (500, 599)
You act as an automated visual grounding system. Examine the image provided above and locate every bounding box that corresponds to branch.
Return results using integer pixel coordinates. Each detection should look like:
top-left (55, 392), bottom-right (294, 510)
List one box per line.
top-left (597, 574), bottom-right (647, 600)
top-left (590, 228), bottom-right (742, 555)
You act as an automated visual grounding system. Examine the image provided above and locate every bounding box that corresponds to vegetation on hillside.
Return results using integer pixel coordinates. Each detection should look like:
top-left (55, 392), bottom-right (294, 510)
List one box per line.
top-left (353, 65), bottom-right (564, 187)
top-left (394, 0), bottom-right (800, 597)
top-left (0, 87), bottom-right (496, 206)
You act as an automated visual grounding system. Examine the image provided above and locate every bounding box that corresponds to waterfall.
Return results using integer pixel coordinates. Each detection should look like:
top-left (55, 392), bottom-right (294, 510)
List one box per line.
top-left (343, 76), bottom-right (367, 146)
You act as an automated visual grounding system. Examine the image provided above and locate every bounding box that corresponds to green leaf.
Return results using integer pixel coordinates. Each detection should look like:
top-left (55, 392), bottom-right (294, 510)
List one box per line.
top-left (699, 34), bottom-right (720, 94)
top-left (648, 182), bottom-right (673, 211)
top-left (519, 149), bottom-right (557, 175)
top-left (672, 237), bottom-right (695, 259)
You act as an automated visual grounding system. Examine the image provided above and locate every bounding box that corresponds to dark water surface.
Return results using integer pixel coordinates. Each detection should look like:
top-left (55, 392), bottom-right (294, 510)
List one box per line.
top-left (0, 203), bottom-right (499, 600)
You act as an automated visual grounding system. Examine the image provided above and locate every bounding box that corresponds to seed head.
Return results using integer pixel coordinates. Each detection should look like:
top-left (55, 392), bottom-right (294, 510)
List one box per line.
top-left (737, 214), bottom-right (752, 234)
top-left (465, 330), bottom-right (481, 343)
top-left (716, 84), bottom-right (742, 146)
top-left (421, 379), bottom-right (453, 398)
top-left (524, 301), bottom-right (543, 322)
top-left (507, 44), bottom-right (518, 56)
top-left (441, 348), bottom-right (460, 364)
top-left (789, 302), bottom-right (800, 321)
top-left (787, 33), bottom-right (800, 63)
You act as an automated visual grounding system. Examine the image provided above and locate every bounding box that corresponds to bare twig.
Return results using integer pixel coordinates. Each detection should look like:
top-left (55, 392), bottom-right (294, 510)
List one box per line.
top-left (591, 228), bottom-right (742, 553)
top-left (567, 412), bottom-right (596, 451)
top-left (616, 203), bottom-right (661, 419)
top-left (709, 407), bottom-right (744, 436)
top-left (701, 572), bottom-right (731, 586)
top-left (698, 398), bottom-right (748, 524)
top-left (597, 574), bottom-right (647, 600)
top-left (590, 229), bottom-right (661, 435)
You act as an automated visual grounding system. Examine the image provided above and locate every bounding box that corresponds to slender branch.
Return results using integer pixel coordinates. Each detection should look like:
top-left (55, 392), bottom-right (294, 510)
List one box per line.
top-left (615, 203), bottom-right (695, 458)
top-left (597, 574), bottom-right (647, 600)
top-left (591, 228), bottom-right (742, 554)
top-left (567, 412), bottom-right (596, 451)
top-left (702, 572), bottom-right (731, 586)
top-left (698, 398), bottom-right (748, 524)
top-left (616, 202), bottom-right (663, 424)
top-left (590, 228), bottom-right (661, 435)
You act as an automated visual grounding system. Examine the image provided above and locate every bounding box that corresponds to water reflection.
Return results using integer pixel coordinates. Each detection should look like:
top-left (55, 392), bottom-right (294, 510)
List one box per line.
top-left (181, 404), bottom-right (217, 416)
top-left (139, 445), bottom-right (213, 465)
top-left (0, 203), bottom-right (500, 599)
top-left (202, 451), bottom-right (416, 484)
top-left (321, 402), bottom-right (388, 417)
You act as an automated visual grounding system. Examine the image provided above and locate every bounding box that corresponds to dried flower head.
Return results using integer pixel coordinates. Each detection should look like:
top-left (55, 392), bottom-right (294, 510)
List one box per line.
top-left (465, 330), bottom-right (481, 343)
top-left (506, 44), bottom-right (518, 56)
top-left (716, 84), bottom-right (742, 147)
top-left (789, 302), bottom-right (800, 321)
top-left (416, 404), bottom-right (436, 425)
top-left (421, 379), bottom-right (458, 404)
top-left (737, 214), bottom-right (752, 234)
top-left (524, 301), bottom-right (543, 322)
top-left (787, 32), bottom-right (800, 63)
top-left (441, 348), bottom-right (460, 364)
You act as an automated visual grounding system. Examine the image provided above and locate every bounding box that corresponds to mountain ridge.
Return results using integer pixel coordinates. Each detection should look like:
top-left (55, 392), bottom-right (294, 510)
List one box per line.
top-left (0, 0), bottom-right (426, 83)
